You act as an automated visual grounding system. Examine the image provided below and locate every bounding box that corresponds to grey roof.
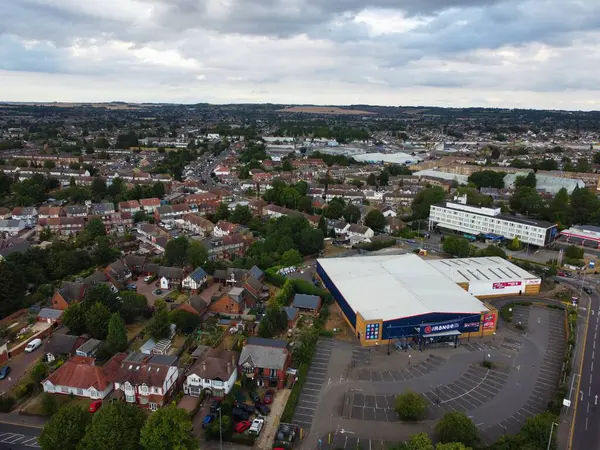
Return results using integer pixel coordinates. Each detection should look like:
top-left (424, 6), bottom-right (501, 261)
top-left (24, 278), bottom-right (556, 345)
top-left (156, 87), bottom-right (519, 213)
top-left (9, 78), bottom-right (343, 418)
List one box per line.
top-left (189, 294), bottom-right (208, 313)
top-left (91, 202), bottom-right (115, 214)
top-left (44, 334), bottom-right (79, 355)
top-left (37, 308), bottom-right (64, 320)
top-left (187, 267), bottom-right (207, 282)
top-left (65, 205), bottom-right (87, 215)
top-left (0, 219), bottom-right (24, 228)
top-left (283, 306), bottom-right (299, 321)
top-left (239, 343), bottom-right (288, 370)
top-left (246, 337), bottom-right (288, 348)
top-left (149, 354), bottom-right (178, 366)
top-left (292, 294), bottom-right (321, 310)
top-left (0, 241), bottom-right (31, 258)
top-left (228, 286), bottom-right (245, 302)
top-left (157, 205), bottom-right (173, 215)
top-left (59, 282), bottom-right (87, 303)
top-left (158, 266), bottom-right (184, 279)
top-left (248, 265), bottom-right (264, 280)
top-left (347, 224), bottom-right (371, 234)
top-left (76, 338), bottom-right (102, 354)
top-left (83, 271), bottom-right (108, 285)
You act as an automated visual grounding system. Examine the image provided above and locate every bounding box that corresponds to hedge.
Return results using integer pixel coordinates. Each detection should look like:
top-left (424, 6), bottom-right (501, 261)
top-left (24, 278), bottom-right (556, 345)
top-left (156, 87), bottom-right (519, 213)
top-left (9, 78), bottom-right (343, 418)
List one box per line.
top-left (265, 268), bottom-right (286, 287)
top-left (290, 279), bottom-right (333, 305)
top-left (281, 362), bottom-right (310, 423)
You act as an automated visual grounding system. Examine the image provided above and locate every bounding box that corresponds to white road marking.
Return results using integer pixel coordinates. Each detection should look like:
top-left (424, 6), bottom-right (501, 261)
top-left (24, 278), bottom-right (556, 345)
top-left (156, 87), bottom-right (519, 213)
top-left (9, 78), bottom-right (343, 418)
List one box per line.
top-left (591, 374), bottom-right (593, 385)
top-left (589, 386), bottom-right (592, 396)
top-left (592, 362), bottom-right (594, 371)
top-left (441, 369), bottom-right (490, 404)
top-left (587, 402), bottom-right (590, 413)
top-left (586, 417), bottom-right (589, 431)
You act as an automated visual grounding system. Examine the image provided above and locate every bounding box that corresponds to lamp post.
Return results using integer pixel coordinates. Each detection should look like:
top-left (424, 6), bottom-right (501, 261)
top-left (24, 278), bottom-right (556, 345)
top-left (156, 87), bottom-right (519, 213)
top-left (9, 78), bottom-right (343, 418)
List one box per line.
top-left (217, 405), bottom-right (223, 450)
top-left (408, 354), bottom-right (412, 366)
top-left (547, 422), bottom-right (559, 450)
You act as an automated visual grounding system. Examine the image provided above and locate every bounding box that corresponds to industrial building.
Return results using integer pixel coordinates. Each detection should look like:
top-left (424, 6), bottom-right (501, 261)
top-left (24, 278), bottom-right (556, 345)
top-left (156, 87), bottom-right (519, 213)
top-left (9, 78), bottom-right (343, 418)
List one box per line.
top-left (317, 254), bottom-right (538, 347)
top-left (429, 200), bottom-right (558, 247)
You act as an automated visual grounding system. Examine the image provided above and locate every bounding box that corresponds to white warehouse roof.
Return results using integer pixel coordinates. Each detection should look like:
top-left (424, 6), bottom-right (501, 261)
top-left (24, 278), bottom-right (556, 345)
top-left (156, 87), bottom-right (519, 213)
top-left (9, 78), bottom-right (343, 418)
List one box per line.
top-left (317, 254), bottom-right (487, 322)
top-left (426, 257), bottom-right (539, 284)
top-left (353, 152), bottom-right (423, 165)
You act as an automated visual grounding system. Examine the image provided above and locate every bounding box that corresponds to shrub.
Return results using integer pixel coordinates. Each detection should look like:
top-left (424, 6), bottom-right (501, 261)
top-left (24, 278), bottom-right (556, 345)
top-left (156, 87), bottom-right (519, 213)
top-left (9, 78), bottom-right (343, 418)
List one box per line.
top-left (0, 396), bottom-right (15, 412)
top-left (482, 360), bottom-right (493, 369)
top-left (281, 363), bottom-right (310, 423)
top-left (436, 412), bottom-right (479, 447)
top-left (41, 393), bottom-right (59, 416)
top-left (394, 390), bottom-right (428, 421)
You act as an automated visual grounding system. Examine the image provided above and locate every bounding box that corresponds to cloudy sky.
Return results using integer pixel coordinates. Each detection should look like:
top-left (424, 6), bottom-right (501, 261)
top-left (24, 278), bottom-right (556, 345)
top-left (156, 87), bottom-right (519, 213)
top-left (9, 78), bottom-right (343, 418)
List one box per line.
top-left (2, 0), bottom-right (600, 109)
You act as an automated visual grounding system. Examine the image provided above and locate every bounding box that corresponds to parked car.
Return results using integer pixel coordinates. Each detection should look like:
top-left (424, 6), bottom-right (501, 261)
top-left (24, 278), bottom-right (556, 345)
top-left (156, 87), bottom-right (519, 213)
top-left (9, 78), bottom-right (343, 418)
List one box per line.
top-left (565, 272), bottom-right (573, 278)
top-left (263, 390), bottom-right (274, 405)
top-left (237, 403), bottom-right (254, 414)
top-left (255, 403), bottom-right (270, 415)
top-left (250, 391), bottom-right (261, 403)
top-left (210, 399), bottom-right (222, 413)
top-left (88, 400), bottom-right (102, 413)
top-left (232, 407), bottom-right (250, 421)
top-left (584, 287), bottom-right (594, 295)
top-left (25, 338), bottom-right (42, 353)
top-left (558, 272), bottom-right (566, 277)
top-left (0, 366), bottom-right (10, 380)
top-left (202, 414), bottom-right (215, 429)
top-left (144, 276), bottom-right (153, 283)
top-left (165, 296), bottom-right (175, 303)
top-left (248, 418), bottom-right (264, 436)
top-left (234, 421), bottom-right (251, 433)
top-left (127, 284), bottom-right (137, 291)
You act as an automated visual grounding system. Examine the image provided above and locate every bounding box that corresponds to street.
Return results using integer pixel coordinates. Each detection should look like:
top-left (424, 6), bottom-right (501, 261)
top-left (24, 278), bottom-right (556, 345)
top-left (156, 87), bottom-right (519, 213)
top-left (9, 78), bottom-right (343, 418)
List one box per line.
top-left (0, 349), bottom-right (43, 396)
top-left (0, 423), bottom-right (40, 448)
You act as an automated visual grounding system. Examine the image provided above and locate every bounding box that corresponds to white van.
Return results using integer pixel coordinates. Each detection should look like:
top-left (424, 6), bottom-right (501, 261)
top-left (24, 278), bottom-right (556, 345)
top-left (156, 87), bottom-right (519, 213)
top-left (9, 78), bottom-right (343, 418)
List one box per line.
top-left (24, 338), bottom-right (42, 353)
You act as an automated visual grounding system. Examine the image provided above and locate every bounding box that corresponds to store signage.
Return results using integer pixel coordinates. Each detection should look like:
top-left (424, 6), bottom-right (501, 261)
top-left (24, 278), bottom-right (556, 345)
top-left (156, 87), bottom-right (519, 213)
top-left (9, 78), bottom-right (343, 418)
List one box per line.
top-left (365, 323), bottom-right (380, 341)
top-left (463, 321), bottom-right (480, 329)
top-left (421, 321), bottom-right (460, 335)
top-left (492, 281), bottom-right (522, 289)
top-left (483, 313), bottom-right (496, 329)
top-left (526, 279), bottom-right (541, 285)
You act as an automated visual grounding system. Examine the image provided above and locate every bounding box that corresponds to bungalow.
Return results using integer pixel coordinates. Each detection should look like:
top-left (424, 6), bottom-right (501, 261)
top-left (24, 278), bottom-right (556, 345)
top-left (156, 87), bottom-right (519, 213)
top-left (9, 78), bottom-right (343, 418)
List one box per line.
top-left (208, 286), bottom-right (247, 315)
top-left (42, 354), bottom-right (125, 400)
top-left (238, 338), bottom-right (292, 389)
top-left (291, 294), bottom-right (322, 316)
top-left (182, 267), bottom-right (208, 291)
top-left (158, 266), bottom-right (184, 290)
top-left (112, 352), bottom-right (180, 411)
top-left (183, 349), bottom-right (239, 398)
top-left (44, 334), bottom-right (87, 363)
top-left (51, 282), bottom-right (87, 310)
top-left (346, 224), bottom-right (374, 240)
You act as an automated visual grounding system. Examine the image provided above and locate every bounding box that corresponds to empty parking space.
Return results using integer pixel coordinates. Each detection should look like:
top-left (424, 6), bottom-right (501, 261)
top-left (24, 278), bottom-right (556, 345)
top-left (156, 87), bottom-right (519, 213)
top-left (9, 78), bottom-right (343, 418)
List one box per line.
top-left (352, 355), bottom-right (446, 382)
top-left (292, 339), bottom-right (333, 432)
top-left (319, 433), bottom-right (399, 450)
top-left (0, 432), bottom-right (41, 447)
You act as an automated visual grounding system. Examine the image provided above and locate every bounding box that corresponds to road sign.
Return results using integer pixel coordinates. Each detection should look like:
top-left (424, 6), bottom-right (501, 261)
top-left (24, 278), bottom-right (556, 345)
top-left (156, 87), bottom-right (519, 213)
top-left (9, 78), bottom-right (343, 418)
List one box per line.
top-left (563, 399), bottom-right (572, 407)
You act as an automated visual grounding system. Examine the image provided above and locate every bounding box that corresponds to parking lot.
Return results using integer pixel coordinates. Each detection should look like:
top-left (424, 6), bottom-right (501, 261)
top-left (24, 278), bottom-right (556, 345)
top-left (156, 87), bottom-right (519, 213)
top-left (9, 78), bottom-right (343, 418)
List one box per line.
top-left (0, 432), bottom-right (40, 448)
top-left (318, 432), bottom-right (399, 450)
top-left (292, 339), bottom-right (333, 431)
top-left (462, 336), bottom-right (522, 359)
top-left (352, 355), bottom-right (446, 382)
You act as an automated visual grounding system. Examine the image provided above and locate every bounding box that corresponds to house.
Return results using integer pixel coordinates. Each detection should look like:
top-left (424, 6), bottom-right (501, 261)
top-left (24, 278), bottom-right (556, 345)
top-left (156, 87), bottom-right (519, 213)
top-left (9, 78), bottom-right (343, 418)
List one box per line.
top-left (119, 200), bottom-right (141, 214)
top-left (346, 224), bottom-right (374, 240)
top-left (283, 306), bottom-right (300, 328)
top-left (183, 349), bottom-right (239, 398)
top-left (65, 205), bottom-right (88, 217)
top-left (42, 354), bottom-right (125, 399)
top-left (189, 294), bottom-right (208, 315)
top-left (112, 352), bottom-right (180, 411)
top-left (38, 206), bottom-right (64, 219)
top-left (0, 240), bottom-right (31, 261)
top-left (104, 259), bottom-right (132, 286)
top-left (140, 198), bottom-right (161, 213)
top-left (243, 276), bottom-right (269, 303)
top-left (385, 217), bottom-right (406, 234)
top-left (0, 208), bottom-right (11, 220)
top-left (214, 220), bottom-right (238, 237)
top-left (182, 267), bottom-right (208, 291)
top-left (158, 266), bottom-right (184, 290)
top-left (44, 334), bottom-right (87, 363)
top-left (248, 265), bottom-right (265, 281)
top-left (291, 294), bottom-right (322, 316)
top-left (90, 202), bottom-right (115, 216)
top-left (75, 339), bottom-right (103, 357)
top-left (0, 219), bottom-right (26, 236)
top-left (51, 282), bottom-right (87, 310)
top-left (181, 214), bottom-right (214, 236)
top-left (37, 308), bottom-right (64, 325)
top-left (238, 338), bottom-right (292, 389)
top-left (208, 286), bottom-right (246, 315)
top-left (380, 206), bottom-right (397, 218)
top-left (46, 217), bottom-right (85, 235)
top-left (332, 221), bottom-right (350, 235)
top-left (11, 206), bottom-right (37, 221)
top-left (155, 205), bottom-right (175, 222)
top-left (203, 233), bottom-right (250, 261)
top-left (124, 254), bottom-right (148, 274)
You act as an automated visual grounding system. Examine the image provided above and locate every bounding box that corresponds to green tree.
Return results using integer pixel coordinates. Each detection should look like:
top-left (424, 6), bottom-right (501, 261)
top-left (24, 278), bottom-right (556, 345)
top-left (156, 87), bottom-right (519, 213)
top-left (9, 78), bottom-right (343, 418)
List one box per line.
top-left (537, 159), bottom-right (558, 171)
top-left (506, 236), bottom-right (522, 251)
top-left (394, 390), bottom-right (428, 421)
top-left (515, 172), bottom-right (536, 188)
top-left (214, 202), bottom-right (230, 221)
top-left (85, 217), bottom-right (107, 239)
top-left (39, 227), bottom-right (53, 242)
top-left (169, 309), bottom-right (201, 333)
top-left (85, 302), bottom-right (112, 339)
top-left (63, 303), bottom-right (87, 335)
top-left (238, 165), bottom-right (251, 179)
top-left (298, 196), bottom-right (314, 213)
top-left (281, 249), bottom-right (303, 267)
top-left (519, 412), bottom-right (558, 450)
top-left (105, 313), bottom-right (127, 355)
top-left (343, 204), bottom-right (361, 223)
top-left (566, 245), bottom-right (584, 260)
top-left (79, 402), bottom-right (146, 450)
top-left (165, 236), bottom-right (190, 266)
top-left (412, 186), bottom-right (446, 219)
top-left (324, 200), bottom-right (344, 220)
top-left (44, 160), bottom-right (56, 169)
top-left (41, 393), bottom-right (58, 416)
top-left (187, 240), bottom-right (208, 267)
top-left (435, 443), bottom-right (470, 450)
top-left (230, 205), bottom-right (252, 225)
top-left (436, 412), bottom-right (479, 447)
top-left (152, 181), bottom-right (165, 198)
top-left (282, 159), bottom-right (293, 171)
top-left (85, 284), bottom-right (120, 313)
top-left (475, 245), bottom-right (506, 259)
top-left (442, 235), bottom-right (471, 258)
top-left (407, 433), bottom-right (434, 450)
top-left (39, 405), bottom-right (91, 450)
top-left (140, 404), bottom-right (197, 450)
top-left (365, 209), bottom-right (386, 231)
top-left (467, 170), bottom-right (506, 189)
top-left (379, 170), bottom-right (389, 186)
top-left (298, 228), bottom-right (324, 255)
top-left (119, 291), bottom-right (148, 323)
top-left (133, 210), bottom-right (148, 223)
top-left (593, 153), bottom-right (600, 165)
top-left (30, 362), bottom-right (49, 383)
top-left (367, 173), bottom-right (378, 186)
top-left (148, 300), bottom-right (171, 340)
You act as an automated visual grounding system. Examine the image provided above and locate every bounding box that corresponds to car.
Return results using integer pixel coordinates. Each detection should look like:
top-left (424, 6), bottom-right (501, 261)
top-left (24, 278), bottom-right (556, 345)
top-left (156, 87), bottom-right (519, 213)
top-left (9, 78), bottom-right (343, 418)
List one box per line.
top-left (127, 284), bottom-right (137, 291)
top-left (144, 276), bottom-right (153, 283)
top-left (0, 366), bottom-right (10, 380)
top-left (234, 421), bottom-right (251, 433)
top-left (565, 272), bottom-right (573, 278)
top-left (165, 296), bottom-right (175, 303)
top-left (154, 289), bottom-right (162, 295)
top-left (248, 418), bottom-right (264, 436)
top-left (250, 391), bottom-right (261, 403)
top-left (584, 287), bottom-right (594, 295)
top-left (210, 399), bottom-right (222, 413)
top-left (25, 338), bottom-right (42, 353)
top-left (255, 403), bottom-right (270, 415)
top-left (88, 400), bottom-right (102, 413)
top-left (202, 414), bottom-right (215, 429)
top-left (263, 390), bottom-right (274, 405)
top-left (558, 272), bottom-right (566, 277)
top-left (232, 407), bottom-right (250, 421)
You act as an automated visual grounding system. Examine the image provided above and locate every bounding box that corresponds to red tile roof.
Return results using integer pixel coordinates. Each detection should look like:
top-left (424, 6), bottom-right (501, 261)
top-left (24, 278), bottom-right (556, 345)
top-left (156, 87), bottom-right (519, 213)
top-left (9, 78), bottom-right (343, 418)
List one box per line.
top-left (44, 354), bottom-right (126, 391)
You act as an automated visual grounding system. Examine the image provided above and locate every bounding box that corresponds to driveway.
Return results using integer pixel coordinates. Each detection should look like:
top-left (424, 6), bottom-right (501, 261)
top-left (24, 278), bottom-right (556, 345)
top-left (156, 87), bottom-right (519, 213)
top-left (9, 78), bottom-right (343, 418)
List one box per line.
top-left (0, 349), bottom-right (43, 396)
top-left (135, 278), bottom-right (163, 307)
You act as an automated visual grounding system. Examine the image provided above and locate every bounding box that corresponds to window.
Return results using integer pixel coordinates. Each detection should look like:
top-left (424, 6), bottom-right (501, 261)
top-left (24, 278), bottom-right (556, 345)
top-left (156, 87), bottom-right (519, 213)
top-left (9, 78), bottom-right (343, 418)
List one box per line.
top-left (150, 402), bottom-right (158, 411)
top-left (244, 366), bottom-right (254, 374)
top-left (61, 386), bottom-right (68, 394)
top-left (126, 394), bottom-right (135, 403)
top-left (77, 388), bottom-right (83, 396)
top-left (140, 385), bottom-right (149, 395)
top-left (270, 369), bottom-right (277, 377)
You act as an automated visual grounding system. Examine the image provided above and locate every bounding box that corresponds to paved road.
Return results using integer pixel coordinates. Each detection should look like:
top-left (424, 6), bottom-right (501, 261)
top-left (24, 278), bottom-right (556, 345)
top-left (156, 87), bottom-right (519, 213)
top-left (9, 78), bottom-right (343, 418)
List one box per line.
top-left (0, 423), bottom-right (40, 449)
top-left (0, 349), bottom-right (43, 396)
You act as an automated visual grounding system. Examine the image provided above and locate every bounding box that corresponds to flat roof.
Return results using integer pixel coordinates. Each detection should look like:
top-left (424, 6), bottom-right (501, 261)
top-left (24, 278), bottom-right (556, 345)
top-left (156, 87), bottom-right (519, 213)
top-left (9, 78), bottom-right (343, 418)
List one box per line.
top-left (317, 254), bottom-right (487, 322)
top-left (427, 256), bottom-right (539, 284)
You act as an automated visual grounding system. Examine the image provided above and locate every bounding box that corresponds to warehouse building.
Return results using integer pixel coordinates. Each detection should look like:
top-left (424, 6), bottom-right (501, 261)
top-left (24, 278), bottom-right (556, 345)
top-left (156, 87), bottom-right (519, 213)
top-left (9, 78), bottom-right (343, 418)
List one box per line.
top-left (317, 254), bottom-right (537, 348)
top-left (428, 200), bottom-right (558, 247)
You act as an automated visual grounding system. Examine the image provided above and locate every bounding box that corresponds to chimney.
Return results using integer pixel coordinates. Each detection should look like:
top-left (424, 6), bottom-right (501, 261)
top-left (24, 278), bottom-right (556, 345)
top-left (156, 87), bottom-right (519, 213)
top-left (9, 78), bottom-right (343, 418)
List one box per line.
top-left (227, 361), bottom-right (231, 374)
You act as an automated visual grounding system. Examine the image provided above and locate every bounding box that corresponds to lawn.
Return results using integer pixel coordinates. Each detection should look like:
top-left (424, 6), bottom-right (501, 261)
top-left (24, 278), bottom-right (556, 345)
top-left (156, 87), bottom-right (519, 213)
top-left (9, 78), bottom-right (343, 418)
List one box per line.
top-left (21, 393), bottom-right (92, 416)
top-left (126, 321), bottom-right (147, 341)
top-left (167, 290), bottom-right (189, 304)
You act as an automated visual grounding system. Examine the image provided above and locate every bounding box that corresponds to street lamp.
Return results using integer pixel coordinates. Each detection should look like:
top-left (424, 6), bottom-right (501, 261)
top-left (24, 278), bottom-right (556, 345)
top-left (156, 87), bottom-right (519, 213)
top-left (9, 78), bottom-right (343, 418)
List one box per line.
top-left (408, 354), bottom-right (412, 365)
top-left (547, 422), bottom-right (559, 450)
top-left (216, 405), bottom-right (223, 450)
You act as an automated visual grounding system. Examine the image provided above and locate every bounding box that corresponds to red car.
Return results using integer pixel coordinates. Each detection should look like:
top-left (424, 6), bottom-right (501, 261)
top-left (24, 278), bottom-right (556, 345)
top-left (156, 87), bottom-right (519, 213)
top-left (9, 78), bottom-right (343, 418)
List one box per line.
top-left (263, 390), bottom-right (274, 405)
top-left (88, 400), bottom-right (102, 413)
top-left (234, 420), bottom-right (251, 433)
top-left (558, 272), bottom-right (566, 277)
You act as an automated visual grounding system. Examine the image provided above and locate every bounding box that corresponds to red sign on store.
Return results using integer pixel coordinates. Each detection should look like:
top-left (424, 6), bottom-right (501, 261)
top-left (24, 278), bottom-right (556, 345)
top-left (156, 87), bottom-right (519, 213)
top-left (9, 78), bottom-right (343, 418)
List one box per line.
top-left (492, 281), bottom-right (522, 289)
top-left (483, 313), bottom-right (496, 329)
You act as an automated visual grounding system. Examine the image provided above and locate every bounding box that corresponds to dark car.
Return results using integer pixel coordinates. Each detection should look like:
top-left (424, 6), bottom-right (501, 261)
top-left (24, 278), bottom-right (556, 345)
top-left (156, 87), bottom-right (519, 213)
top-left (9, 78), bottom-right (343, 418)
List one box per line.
top-left (164, 296), bottom-right (176, 303)
top-left (584, 287), bottom-right (594, 295)
top-left (235, 403), bottom-right (254, 414)
top-left (255, 403), bottom-right (270, 415)
top-left (202, 414), bottom-right (215, 429)
top-left (250, 391), bottom-right (261, 403)
top-left (210, 399), bottom-right (222, 413)
top-left (232, 407), bottom-right (250, 421)
top-left (0, 366), bottom-right (10, 380)
top-left (263, 390), bottom-right (274, 405)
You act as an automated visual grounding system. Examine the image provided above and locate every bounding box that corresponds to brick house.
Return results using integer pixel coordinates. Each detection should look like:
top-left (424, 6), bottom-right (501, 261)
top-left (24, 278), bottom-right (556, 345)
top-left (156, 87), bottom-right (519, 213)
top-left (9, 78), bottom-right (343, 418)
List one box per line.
top-left (238, 338), bottom-right (292, 389)
top-left (51, 282), bottom-right (87, 310)
top-left (208, 287), bottom-right (246, 315)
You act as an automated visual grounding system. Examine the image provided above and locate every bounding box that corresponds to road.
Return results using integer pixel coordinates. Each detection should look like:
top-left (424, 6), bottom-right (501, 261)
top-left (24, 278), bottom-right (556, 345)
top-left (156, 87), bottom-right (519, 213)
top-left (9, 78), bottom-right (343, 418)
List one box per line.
top-left (0, 349), bottom-right (43, 397)
top-left (0, 423), bottom-right (40, 449)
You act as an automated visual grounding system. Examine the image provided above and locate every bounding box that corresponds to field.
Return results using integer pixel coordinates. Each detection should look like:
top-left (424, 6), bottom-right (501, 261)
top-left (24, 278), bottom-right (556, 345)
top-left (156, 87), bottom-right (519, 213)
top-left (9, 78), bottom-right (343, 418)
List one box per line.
top-left (278, 106), bottom-right (374, 115)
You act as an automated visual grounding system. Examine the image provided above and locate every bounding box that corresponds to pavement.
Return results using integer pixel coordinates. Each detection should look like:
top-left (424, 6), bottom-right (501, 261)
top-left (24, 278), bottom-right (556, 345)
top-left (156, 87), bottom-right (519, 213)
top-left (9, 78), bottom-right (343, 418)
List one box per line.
top-left (0, 423), bottom-right (41, 449)
top-left (0, 349), bottom-right (43, 397)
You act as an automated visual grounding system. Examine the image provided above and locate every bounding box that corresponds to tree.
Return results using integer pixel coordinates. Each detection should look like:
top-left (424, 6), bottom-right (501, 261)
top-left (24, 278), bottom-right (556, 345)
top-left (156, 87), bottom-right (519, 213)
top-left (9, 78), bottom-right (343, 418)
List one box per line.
top-left (39, 226), bottom-right (53, 242)
top-left (547, 187), bottom-right (571, 226)
top-left (41, 393), bottom-right (58, 416)
top-left (133, 210), bottom-right (148, 223)
top-left (506, 236), bottom-right (522, 251)
top-left (169, 309), bottom-right (201, 333)
top-left (187, 241), bottom-right (208, 267)
top-left (518, 412), bottom-right (558, 450)
top-left (44, 160), bottom-right (56, 169)
top-left (394, 390), bottom-right (428, 421)
top-left (379, 169), bottom-right (389, 186)
top-left (85, 284), bottom-right (120, 313)
top-left (475, 245), bottom-right (506, 259)
top-left (282, 159), bottom-right (293, 171)
top-left (442, 235), bottom-right (471, 258)
top-left (140, 403), bottom-right (196, 450)
top-left (324, 200), bottom-right (344, 220)
top-left (238, 165), bottom-right (251, 179)
top-left (93, 236), bottom-right (119, 266)
top-left (343, 204), bottom-right (361, 223)
top-left (106, 313), bottom-right (127, 355)
top-left (367, 173), bottom-right (378, 186)
top-left (152, 181), bottom-right (165, 198)
top-left (63, 303), bottom-right (87, 335)
top-left (85, 217), bottom-right (107, 239)
top-left (515, 172), bottom-right (536, 188)
top-left (148, 300), bottom-right (171, 340)
top-left (537, 159), bottom-right (558, 171)
top-left (94, 137), bottom-right (110, 149)
top-left (281, 249), bottom-right (303, 267)
top-left (85, 302), bottom-right (112, 340)
top-left (165, 236), bottom-right (190, 266)
top-left (230, 205), bottom-right (252, 225)
top-left (566, 244), bottom-right (584, 260)
top-left (79, 402), bottom-right (146, 450)
top-left (214, 202), bottom-right (230, 221)
top-left (298, 196), bottom-right (314, 213)
top-left (298, 228), bottom-right (324, 255)
top-left (119, 291), bottom-right (149, 323)
top-left (318, 215), bottom-right (328, 235)
top-left (436, 412), bottom-right (479, 447)
top-left (39, 405), bottom-right (91, 450)
top-left (467, 170), bottom-right (505, 189)
top-left (435, 443), bottom-right (470, 450)
top-left (594, 153), bottom-right (600, 165)
top-left (412, 186), bottom-right (446, 219)
top-left (364, 209), bottom-right (386, 231)
top-left (407, 433), bottom-right (434, 450)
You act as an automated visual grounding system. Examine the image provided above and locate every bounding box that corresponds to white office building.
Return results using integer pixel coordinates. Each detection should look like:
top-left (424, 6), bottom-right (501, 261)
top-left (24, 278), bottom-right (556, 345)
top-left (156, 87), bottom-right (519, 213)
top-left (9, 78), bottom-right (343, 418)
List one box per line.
top-left (429, 201), bottom-right (558, 247)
